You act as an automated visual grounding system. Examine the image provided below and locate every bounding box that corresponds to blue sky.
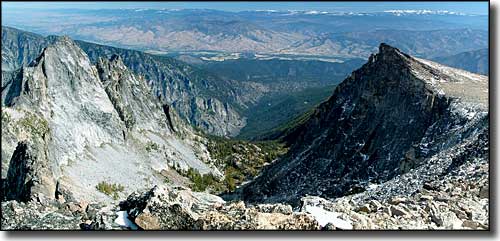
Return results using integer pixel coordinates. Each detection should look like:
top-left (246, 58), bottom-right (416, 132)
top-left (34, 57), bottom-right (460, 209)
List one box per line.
top-left (2, 1), bottom-right (489, 15)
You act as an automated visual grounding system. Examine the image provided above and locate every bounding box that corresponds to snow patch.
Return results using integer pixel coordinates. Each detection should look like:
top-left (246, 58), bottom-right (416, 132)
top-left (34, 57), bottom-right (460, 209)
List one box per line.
top-left (304, 205), bottom-right (353, 229)
top-left (384, 9), bottom-right (467, 16)
top-left (114, 211), bottom-right (139, 230)
top-left (368, 183), bottom-right (380, 190)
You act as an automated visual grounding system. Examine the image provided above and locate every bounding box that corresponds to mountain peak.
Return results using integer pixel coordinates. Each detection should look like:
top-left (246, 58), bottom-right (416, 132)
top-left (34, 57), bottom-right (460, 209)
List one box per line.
top-left (378, 43), bottom-right (399, 54)
top-left (35, 35), bottom-right (88, 64)
top-left (47, 35), bottom-right (79, 49)
top-left (372, 43), bottom-right (411, 63)
top-left (56, 35), bottom-right (73, 43)
top-left (242, 44), bottom-right (488, 205)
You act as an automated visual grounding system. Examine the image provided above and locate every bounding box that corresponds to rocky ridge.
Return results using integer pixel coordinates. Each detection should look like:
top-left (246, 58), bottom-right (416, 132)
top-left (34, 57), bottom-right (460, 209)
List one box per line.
top-left (240, 43), bottom-right (488, 206)
top-left (2, 26), bottom-right (247, 137)
top-left (1, 185), bottom-right (319, 230)
top-left (2, 155), bottom-right (488, 231)
top-left (1, 39), bottom-right (489, 230)
top-left (1, 36), bottom-right (219, 204)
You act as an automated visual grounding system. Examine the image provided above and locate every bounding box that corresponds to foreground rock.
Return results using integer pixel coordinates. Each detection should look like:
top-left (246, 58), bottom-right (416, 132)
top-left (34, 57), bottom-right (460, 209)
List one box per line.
top-left (3, 154), bottom-right (488, 231)
top-left (119, 186), bottom-right (319, 230)
top-left (1, 185), bottom-right (320, 230)
top-left (1, 198), bottom-right (120, 230)
top-left (299, 151), bottom-right (489, 230)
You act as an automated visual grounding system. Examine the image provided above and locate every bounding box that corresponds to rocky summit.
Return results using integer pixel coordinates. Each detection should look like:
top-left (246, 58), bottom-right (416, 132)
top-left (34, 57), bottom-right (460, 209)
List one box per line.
top-left (2, 26), bottom-right (247, 137)
top-left (1, 36), bottom-right (220, 205)
top-left (241, 43), bottom-right (488, 206)
top-left (1, 34), bottom-right (489, 230)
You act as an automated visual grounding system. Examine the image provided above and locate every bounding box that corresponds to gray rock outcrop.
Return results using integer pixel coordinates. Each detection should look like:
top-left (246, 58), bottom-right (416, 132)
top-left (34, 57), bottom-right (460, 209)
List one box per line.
top-left (2, 26), bottom-right (247, 137)
top-left (117, 185), bottom-right (320, 230)
top-left (242, 43), bottom-right (488, 205)
top-left (1, 36), bottom-right (219, 204)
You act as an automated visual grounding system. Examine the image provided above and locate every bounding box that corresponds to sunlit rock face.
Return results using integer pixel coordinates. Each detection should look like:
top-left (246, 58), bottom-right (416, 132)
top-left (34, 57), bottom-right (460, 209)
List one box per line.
top-left (2, 26), bottom-right (247, 137)
top-left (1, 36), bottom-right (220, 203)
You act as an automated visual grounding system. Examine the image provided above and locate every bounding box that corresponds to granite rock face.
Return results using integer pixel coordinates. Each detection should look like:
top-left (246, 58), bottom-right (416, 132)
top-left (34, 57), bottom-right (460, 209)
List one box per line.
top-left (1, 36), bottom-right (219, 204)
top-left (242, 43), bottom-right (488, 205)
top-left (6, 36), bottom-right (126, 168)
top-left (96, 55), bottom-right (173, 133)
top-left (2, 26), bottom-right (247, 137)
top-left (80, 41), bottom-right (248, 137)
top-left (3, 141), bottom-right (55, 202)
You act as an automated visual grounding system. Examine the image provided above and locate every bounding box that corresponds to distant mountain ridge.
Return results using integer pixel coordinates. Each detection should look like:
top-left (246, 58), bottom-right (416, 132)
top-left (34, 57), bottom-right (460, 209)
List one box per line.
top-left (3, 8), bottom-right (487, 58)
top-left (3, 26), bottom-right (371, 139)
top-left (432, 48), bottom-right (488, 75)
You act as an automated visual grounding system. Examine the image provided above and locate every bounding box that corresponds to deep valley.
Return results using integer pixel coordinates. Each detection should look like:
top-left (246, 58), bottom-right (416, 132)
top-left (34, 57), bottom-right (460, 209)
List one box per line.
top-left (0, 3), bottom-right (490, 231)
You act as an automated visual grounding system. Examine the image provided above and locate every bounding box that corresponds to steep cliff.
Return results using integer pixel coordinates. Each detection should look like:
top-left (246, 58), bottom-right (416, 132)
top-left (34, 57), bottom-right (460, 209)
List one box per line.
top-left (242, 43), bottom-right (488, 205)
top-left (1, 36), bottom-right (219, 203)
top-left (2, 26), bottom-right (246, 137)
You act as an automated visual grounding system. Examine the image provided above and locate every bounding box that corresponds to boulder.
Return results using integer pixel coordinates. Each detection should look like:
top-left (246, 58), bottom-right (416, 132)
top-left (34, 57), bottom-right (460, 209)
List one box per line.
top-left (369, 200), bottom-right (383, 211)
top-left (390, 205), bottom-right (409, 217)
top-left (120, 186), bottom-right (320, 230)
top-left (389, 197), bottom-right (407, 205)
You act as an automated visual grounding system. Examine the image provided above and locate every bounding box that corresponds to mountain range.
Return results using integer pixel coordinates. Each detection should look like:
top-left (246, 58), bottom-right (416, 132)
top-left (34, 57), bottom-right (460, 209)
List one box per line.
top-left (0, 23), bottom-right (489, 230)
top-left (3, 9), bottom-right (488, 59)
top-left (2, 26), bottom-right (369, 139)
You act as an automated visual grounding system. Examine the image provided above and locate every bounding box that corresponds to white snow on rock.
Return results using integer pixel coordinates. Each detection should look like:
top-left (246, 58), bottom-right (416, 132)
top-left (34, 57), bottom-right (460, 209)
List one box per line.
top-left (114, 211), bottom-right (139, 230)
top-left (303, 205), bottom-right (353, 229)
top-left (384, 9), bottom-right (467, 16)
top-left (415, 58), bottom-right (487, 84)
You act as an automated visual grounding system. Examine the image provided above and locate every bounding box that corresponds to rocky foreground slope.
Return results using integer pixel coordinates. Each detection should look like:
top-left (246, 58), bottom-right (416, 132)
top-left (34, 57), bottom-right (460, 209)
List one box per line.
top-left (2, 155), bottom-right (488, 230)
top-left (1, 42), bottom-right (488, 230)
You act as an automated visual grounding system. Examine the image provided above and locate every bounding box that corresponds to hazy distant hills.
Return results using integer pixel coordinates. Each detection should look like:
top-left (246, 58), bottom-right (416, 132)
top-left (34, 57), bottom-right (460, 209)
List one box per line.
top-left (432, 48), bottom-right (488, 75)
top-left (198, 58), bottom-right (365, 91)
top-left (285, 29), bottom-right (487, 59)
top-left (3, 9), bottom-right (488, 59)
